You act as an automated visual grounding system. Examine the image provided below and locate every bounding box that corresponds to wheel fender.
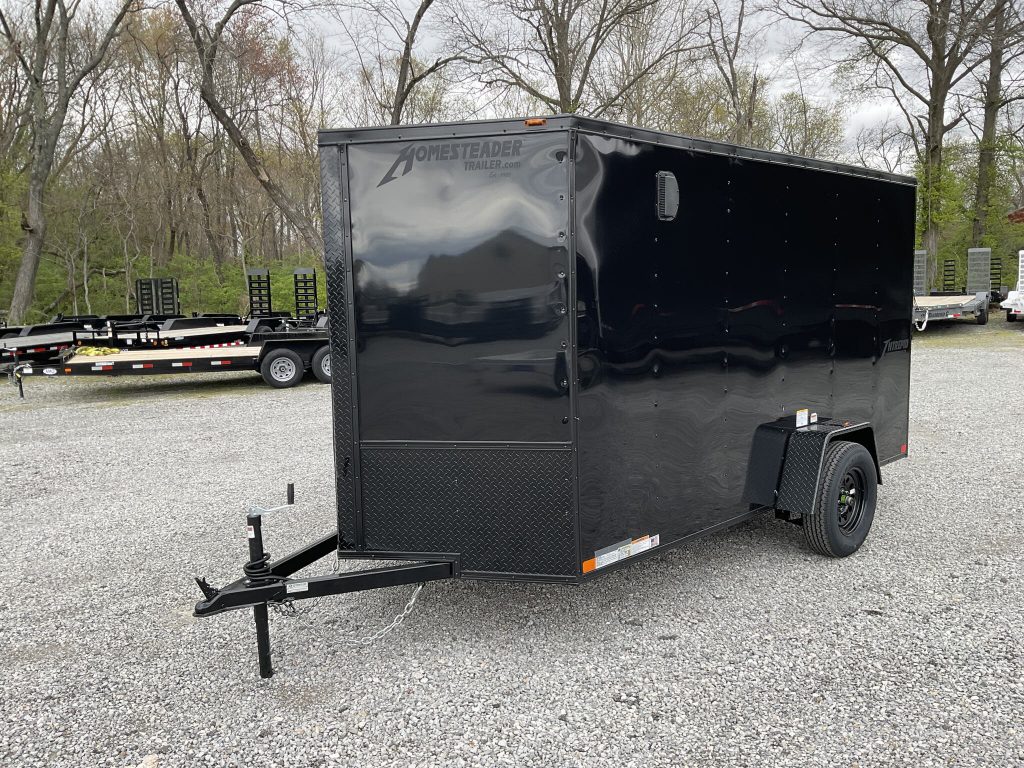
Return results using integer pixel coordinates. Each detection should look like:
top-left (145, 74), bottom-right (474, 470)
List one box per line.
top-left (777, 423), bottom-right (880, 517)
top-left (743, 419), bottom-right (880, 518)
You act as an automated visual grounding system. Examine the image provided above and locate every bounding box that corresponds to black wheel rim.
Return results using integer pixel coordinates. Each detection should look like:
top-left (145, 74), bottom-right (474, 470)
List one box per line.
top-left (837, 467), bottom-right (866, 534)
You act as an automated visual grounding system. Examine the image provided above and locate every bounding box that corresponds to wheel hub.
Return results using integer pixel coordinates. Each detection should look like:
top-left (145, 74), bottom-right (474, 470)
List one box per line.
top-left (270, 358), bottom-right (296, 382)
top-left (837, 467), bottom-right (866, 534)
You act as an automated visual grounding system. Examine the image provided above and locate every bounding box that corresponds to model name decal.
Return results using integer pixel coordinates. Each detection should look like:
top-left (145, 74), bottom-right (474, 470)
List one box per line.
top-left (379, 139), bottom-right (524, 186)
top-left (882, 338), bottom-right (910, 354)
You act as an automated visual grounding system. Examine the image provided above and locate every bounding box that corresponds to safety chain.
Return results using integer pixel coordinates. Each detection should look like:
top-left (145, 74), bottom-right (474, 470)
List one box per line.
top-left (270, 581), bottom-right (424, 648)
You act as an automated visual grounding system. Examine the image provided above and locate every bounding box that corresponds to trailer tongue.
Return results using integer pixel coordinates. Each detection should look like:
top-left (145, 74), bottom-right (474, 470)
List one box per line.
top-left (194, 115), bottom-right (915, 678)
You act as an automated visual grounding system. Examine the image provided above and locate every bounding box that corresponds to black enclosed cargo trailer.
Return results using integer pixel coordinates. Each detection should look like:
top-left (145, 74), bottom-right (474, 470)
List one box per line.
top-left (194, 116), bottom-right (916, 677)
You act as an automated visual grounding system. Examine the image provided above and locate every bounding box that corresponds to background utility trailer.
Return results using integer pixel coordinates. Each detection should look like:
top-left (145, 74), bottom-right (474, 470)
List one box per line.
top-left (912, 248), bottom-right (991, 330)
top-left (1001, 250), bottom-right (1024, 321)
top-left (193, 116), bottom-right (916, 678)
top-left (13, 326), bottom-right (332, 393)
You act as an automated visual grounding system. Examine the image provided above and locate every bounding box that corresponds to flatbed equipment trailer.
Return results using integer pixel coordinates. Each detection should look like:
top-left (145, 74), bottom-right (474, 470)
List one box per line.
top-left (912, 248), bottom-right (991, 330)
top-left (193, 115), bottom-right (916, 678)
top-left (12, 330), bottom-right (332, 392)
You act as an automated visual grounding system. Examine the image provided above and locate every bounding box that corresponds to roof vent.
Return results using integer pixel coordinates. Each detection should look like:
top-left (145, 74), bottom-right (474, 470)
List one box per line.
top-left (656, 171), bottom-right (679, 221)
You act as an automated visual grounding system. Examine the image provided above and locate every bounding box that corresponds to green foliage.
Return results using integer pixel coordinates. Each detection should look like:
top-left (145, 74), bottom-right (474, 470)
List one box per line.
top-left (0, 166), bottom-right (25, 319)
top-left (916, 139), bottom-right (1024, 290)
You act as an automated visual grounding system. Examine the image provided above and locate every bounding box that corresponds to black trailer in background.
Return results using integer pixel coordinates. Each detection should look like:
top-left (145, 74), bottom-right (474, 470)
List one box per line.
top-left (195, 116), bottom-right (916, 676)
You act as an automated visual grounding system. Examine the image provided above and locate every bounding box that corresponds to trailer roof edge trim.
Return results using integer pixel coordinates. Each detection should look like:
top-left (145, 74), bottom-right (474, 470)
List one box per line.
top-left (317, 114), bottom-right (916, 187)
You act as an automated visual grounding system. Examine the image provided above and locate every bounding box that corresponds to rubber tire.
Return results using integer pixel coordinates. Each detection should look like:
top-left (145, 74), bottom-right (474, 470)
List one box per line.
top-left (976, 304), bottom-right (989, 325)
top-left (1008, 310), bottom-right (1017, 323)
top-left (254, 324), bottom-right (274, 334)
top-left (0, 332), bottom-right (17, 339)
top-left (260, 348), bottom-right (304, 388)
top-left (311, 345), bottom-right (331, 384)
top-left (803, 441), bottom-right (877, 558)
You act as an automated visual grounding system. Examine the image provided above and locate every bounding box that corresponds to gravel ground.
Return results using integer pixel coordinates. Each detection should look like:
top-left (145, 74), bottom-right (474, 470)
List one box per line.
top-left (0, 320), bottom-right (1022, 768)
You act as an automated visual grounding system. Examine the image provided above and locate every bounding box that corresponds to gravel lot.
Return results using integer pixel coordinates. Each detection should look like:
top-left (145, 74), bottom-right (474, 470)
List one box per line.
top-left (1, 320), bottom-right (1022, 768)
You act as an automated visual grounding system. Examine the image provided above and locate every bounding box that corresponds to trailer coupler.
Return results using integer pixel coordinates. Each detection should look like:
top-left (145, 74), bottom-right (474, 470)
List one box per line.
top-left (193, 485), bottom-right (459, 678)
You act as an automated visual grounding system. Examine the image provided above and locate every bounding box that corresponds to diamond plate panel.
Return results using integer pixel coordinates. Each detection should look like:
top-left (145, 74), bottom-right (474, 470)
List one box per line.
top-left (775, 422), bottom-right (852, 516)
top-left (319, 145), bottom-right (357, 547)
top-left (360, 448), bottom-right (576, 576)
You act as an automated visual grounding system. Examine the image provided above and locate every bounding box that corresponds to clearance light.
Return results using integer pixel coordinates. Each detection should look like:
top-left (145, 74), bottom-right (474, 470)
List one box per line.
top-left (525, 118), bottom-right (547, 127)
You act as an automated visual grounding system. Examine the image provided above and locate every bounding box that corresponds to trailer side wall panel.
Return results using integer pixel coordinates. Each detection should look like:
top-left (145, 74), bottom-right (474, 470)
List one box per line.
top-left (572, 131), bottom-right (915, 565)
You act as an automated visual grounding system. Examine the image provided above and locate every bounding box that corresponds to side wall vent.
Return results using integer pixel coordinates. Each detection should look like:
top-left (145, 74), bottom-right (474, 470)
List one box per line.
top-left (656, 171), bottom-right (679, 221)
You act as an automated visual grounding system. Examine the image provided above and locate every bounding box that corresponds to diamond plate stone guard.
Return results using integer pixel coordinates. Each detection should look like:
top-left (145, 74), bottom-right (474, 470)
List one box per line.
top-left (359, 447), bottom-right (577, 577)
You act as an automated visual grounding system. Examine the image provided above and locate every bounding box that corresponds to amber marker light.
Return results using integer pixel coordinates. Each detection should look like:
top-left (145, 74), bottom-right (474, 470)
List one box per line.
top-left (524, 118), bottom-right (547, 127)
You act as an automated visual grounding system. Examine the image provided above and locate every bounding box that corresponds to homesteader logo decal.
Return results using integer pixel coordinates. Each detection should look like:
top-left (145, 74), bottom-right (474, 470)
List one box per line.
top-left (378, 139), bottom-right (524, 186)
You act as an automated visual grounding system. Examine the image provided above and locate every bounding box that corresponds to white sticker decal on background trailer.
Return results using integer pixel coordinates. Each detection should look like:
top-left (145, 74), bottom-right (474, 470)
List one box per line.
top-left (796, 408), bottom-right (809, 428)
top-left (42, 367), bottom-right (56, 376)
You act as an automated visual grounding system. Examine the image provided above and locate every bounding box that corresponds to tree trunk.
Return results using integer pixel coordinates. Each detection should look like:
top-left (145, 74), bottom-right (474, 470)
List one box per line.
top-left (921, 97), bottom-right (946, 289)
top-left (972, 3), bottom-right (1005, 247)
top-left (8, 170), bottom-right (48, 323)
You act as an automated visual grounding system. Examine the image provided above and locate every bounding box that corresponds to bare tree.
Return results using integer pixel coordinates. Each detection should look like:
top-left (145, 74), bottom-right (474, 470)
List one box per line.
top-left (0, 0), bottom-right (136, 323)
top-left (767, 90), bottom-right (845, 158)
top-left (334, 0), bottom-right (466, 125)
top-left (707, 0), bottom-right (764, 145)
top-left (593, 1), bottom-right (693, 126)
top-left (778, 0), bottom-right (1003, 285)
top-left (173, 0), bottom-right (323, 254)
top-left (968, 0), bottom-right (1024, 245)
top-left (0, 33), bottom-right (30, 164)
top-left (454, 0), bottom-right (702, 116)
top-left (851, 115), bottom-right (915, 173)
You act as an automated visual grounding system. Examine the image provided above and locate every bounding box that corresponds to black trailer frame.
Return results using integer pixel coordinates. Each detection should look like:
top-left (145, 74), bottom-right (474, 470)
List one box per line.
top-left (195, 115), bottom-right (916, 677)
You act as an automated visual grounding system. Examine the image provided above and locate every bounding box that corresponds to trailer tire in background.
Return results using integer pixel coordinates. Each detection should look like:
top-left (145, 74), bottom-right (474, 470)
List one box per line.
top-left (311, 345), bottom-right (331, 384)
top-left (260, 348), bottom-right (304, 388)
top-left (803, 441), bottom-right (877, 558)
top-left (1008, 310), bottom-right (1017, 322)
top-left (976, 304), bottom-right (989, 325)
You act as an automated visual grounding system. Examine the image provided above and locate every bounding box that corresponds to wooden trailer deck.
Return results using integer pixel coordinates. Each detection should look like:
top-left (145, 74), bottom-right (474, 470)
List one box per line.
top-left (913, 295), bottom-right (976, 309)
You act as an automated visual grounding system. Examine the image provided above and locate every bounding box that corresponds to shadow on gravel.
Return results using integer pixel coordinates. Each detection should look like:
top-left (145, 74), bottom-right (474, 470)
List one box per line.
top-left (48, 373), bottom-right (276, 403)
top-left (412, 512), bottom-right (807, 619)
top-left (915, 312), bottom-right (1024, 348)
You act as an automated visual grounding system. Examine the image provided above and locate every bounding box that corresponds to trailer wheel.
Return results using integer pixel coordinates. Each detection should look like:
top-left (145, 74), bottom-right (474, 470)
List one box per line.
top-left (976, 304), bottom-right (989, 325)
top-left (803, 441), bottom-right (877, 558)
top-left (260, 349), bottom-right (303, 388)
top-left (311, 345), bottom-right (331, 384)
top-left (1008, 310), bottom-right (1017, 322)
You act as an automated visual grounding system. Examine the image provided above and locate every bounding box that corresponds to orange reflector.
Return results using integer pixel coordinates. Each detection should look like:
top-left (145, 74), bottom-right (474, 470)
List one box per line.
top-left (524, 118), bottom-right (547, 127)
top-left (582, 558), bottom-right (596, 574)
top-left (64, 368), bottom-right (71, 373)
